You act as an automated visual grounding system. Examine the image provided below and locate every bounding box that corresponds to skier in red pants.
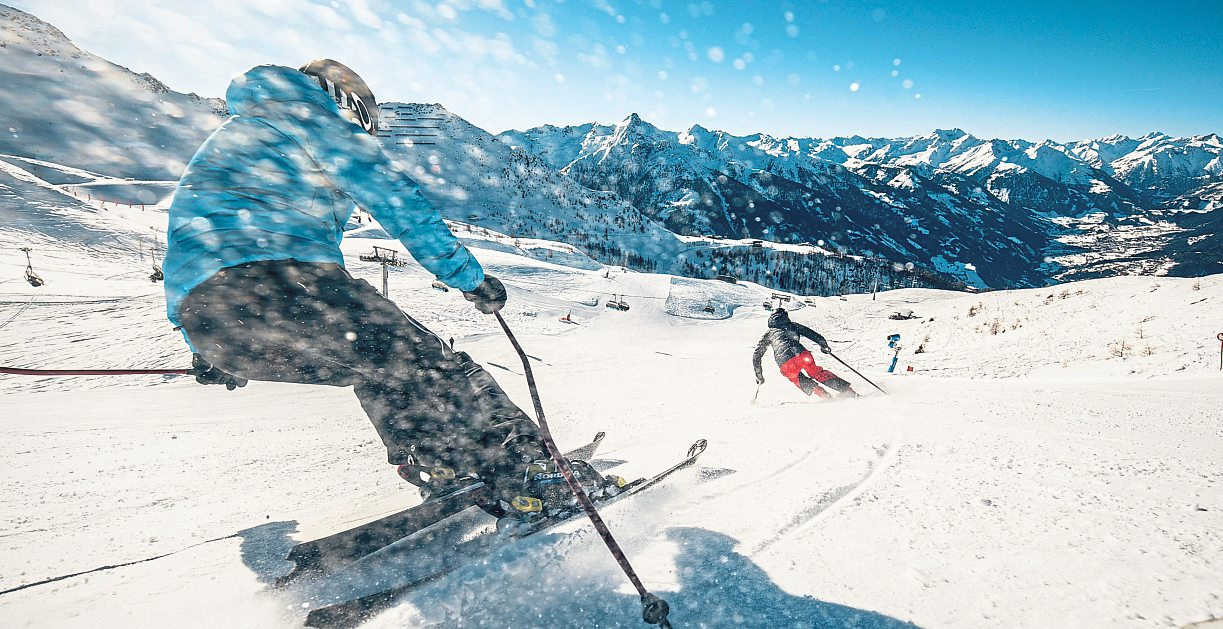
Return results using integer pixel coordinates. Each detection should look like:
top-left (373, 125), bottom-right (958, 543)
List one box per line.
top-left (752, 308), bottom-right (858, 399)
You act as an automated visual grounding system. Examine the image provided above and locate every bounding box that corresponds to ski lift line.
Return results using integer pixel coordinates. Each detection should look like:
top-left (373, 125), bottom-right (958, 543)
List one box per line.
top-left (505, 277), bottom-right (668, 301)
top-left (0, 293), bottom-right (36, 331)
top-left (0, 366), bottom-right (190, 376)
top-left (0, 295), bottom-right (161, 305)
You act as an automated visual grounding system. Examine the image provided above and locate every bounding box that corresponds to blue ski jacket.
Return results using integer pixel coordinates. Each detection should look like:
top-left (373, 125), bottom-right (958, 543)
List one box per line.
top-left (163, 65), bottom-right (484, 337)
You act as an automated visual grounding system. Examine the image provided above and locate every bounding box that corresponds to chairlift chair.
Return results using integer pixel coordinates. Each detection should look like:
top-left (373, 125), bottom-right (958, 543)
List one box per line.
top-left (703, 302), bottom-right (715, 314)
top-left (605, 295), bottom-right (630, 311)
top-left (20, 247), bottom-right (44, 287)
top-left (25, 266), bottom-right (44, 287)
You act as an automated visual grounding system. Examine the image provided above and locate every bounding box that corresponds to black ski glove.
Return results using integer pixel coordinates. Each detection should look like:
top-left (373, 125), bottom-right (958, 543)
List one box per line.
top-left (189, 353), bottom-right (247, 391)
top-left (820, 344), bottom-right (833, 354)
top-left (462, 275), bottom-right (507, 314)
top-left (756, 374), bottom-right (765, 385)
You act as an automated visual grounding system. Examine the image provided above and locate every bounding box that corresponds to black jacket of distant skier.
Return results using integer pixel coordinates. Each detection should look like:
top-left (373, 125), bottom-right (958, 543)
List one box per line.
top-left (752, 308), bottom-right (831, 381)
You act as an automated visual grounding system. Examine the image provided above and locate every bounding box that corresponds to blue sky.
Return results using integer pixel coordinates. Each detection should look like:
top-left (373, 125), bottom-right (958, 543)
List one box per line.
top-left (14, 0), bottom-right (1222, 141)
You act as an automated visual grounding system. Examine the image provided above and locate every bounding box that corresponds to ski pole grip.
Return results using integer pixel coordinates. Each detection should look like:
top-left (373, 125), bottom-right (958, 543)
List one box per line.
top-left (642, 593), bottom-right (671, 626)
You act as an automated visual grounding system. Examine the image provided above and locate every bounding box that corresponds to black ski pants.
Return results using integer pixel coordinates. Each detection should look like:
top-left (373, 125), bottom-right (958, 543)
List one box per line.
top-left (178, 260), bottom-right (539, 476)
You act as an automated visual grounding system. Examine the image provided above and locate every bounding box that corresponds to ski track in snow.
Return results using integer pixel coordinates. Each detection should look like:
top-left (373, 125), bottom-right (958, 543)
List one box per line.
top-left (750, 417), bottom-right (903, 556)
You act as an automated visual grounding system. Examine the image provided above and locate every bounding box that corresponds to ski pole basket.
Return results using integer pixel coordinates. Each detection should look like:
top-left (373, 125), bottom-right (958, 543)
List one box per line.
top-left (20, 247), bottom-right (44, 287)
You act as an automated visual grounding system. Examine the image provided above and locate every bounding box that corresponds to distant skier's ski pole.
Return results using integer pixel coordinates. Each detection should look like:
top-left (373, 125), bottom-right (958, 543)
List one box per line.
top-left (493, 312), bottom-right (674, 629)
top-left (0, 366), bottom-right (189, 376)
top-left (826, 352), bottom-right (887, 395)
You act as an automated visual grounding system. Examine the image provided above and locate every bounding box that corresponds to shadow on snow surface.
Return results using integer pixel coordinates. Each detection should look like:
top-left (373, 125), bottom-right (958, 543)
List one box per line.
top-left (324, 526), bottom-right (921, 629)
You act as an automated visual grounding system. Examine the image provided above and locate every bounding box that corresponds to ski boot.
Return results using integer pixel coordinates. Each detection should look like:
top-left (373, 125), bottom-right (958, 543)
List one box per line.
top-left (494, 458), bottom-right (629, 534)
top-left (397, 463), bottom-right (477, 501)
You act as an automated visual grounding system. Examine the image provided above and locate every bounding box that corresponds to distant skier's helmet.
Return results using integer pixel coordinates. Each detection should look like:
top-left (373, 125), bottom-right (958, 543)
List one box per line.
top-left (767, 307), bottom-right (791, 329)
top-left (299, 59), bottom-right (379, 136)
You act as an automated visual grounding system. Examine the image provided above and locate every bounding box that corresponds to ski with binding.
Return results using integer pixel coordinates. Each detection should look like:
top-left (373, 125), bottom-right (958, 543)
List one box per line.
top-left (303, 438), bottom-right (707, 629)
top-left (275, 431), bottom-right (606, 585)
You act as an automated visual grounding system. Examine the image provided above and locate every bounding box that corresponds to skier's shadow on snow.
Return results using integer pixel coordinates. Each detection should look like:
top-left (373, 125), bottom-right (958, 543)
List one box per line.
top-left (662, 527), bottom-right (918, 628)
top-left (406, 526), bottom-right (919, 628)
top-left (235, 520), bottom-right (299, 584)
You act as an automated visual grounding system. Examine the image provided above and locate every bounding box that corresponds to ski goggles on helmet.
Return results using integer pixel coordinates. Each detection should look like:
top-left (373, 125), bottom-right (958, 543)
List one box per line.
top-left (299, 58), bottom-right (379, 136)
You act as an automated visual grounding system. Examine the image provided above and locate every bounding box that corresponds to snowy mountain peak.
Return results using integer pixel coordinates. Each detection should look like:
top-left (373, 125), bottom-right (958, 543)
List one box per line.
top-left (1195, 132), bottom-right (1221, 146)
top-left (0, 4), bottom-right (79, 57)
top-left (622, 112), bottom-right (648, 128)
top-left (929, 128), bottom-right (970, 141)
top-left (608, 112), bottom-right (666, 148)
top-left (0, 4), bottom-right (226, 179)
top-left (688, 123), bottom-right (710, 134)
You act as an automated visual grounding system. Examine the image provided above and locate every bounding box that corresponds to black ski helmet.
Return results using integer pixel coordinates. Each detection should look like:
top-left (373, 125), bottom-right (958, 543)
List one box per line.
top-left (299, 58), bottom-right (379, 136)
top-left (768, 307), bottom-right (791, 329)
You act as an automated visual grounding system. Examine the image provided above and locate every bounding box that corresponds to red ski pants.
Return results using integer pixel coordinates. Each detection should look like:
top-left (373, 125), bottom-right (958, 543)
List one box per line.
top-left (779, 351), bottom-right (850, 397)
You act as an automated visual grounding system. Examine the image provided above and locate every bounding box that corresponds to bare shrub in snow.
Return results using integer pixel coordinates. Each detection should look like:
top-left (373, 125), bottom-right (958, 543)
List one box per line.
top-left (968, 303), bottom-right (984, 317)
top-left (989, 318), bottom-right (1003, 335)
top-left (1191, 280), bottom-right (1201, 291)
top-left (1110, 339), bottom-right (1133, 358)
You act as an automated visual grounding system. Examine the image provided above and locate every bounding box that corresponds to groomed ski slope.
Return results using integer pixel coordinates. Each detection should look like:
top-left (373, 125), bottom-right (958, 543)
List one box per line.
top-left (2, 189), bottom-right (1222, 628)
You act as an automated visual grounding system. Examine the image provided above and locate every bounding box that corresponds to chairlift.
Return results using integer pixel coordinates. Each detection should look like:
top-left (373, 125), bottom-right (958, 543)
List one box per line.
top-left (149, 245), bottom-right (163, 283)
top-left (359, 246), bottom-right (407, 266)
top-left (359, 246), bottom-right (408, 298)
top-left (20, 247), bottom-right (44, 287)
top-left (605, 295), bottom-right (630, 311)
top-left (702, 301), bottom-right (715, 314)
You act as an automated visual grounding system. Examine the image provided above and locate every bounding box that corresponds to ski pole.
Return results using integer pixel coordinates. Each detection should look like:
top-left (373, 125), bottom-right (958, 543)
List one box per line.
top-left (0, 366), bottom-right (189, 376)
top-left (751, 382), bottom-right (761, 405)
top-left (826, 352), bottom-right (888, 395)
top-left (493, 312), bottom-right (674, 629)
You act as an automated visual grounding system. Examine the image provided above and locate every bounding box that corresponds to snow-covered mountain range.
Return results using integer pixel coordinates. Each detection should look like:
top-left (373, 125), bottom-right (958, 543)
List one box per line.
top-left (1, 3), bottom-right (1219, 293)
top-left (499, 119), bottom-right (1222, 285)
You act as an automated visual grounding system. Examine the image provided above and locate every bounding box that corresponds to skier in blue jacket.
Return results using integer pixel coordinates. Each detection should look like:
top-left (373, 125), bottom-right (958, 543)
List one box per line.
top-left (164, 60), bottom-right (548, 508)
